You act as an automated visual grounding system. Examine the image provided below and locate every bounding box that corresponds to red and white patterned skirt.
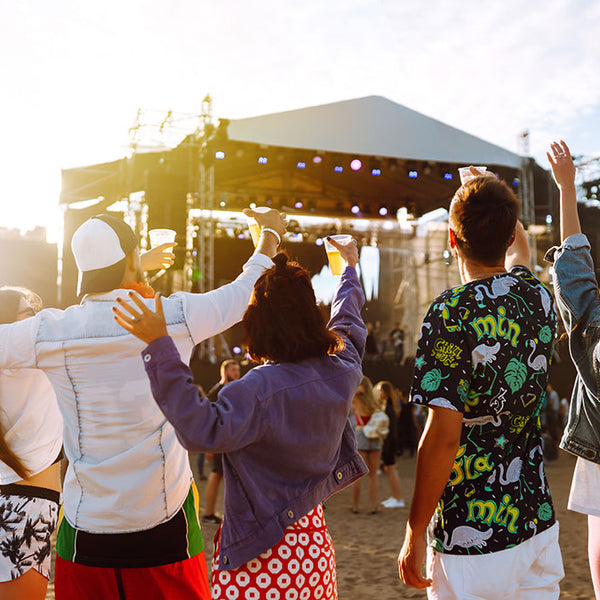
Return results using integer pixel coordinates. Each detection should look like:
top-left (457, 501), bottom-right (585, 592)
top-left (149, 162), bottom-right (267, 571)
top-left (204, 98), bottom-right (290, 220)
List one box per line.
top-left (211, 504), bottom-right (337, 600)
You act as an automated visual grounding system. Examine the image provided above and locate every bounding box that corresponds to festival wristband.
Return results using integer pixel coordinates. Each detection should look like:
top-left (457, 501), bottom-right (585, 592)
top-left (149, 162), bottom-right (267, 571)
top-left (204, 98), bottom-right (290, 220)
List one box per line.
top-left (261, 227), bottom-right (282, 246)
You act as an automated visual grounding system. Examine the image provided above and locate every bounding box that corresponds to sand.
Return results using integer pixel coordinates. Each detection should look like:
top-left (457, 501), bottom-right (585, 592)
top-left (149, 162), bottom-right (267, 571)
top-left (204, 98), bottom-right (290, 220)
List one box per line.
top-left (45, 451), bottom-right (595, 599)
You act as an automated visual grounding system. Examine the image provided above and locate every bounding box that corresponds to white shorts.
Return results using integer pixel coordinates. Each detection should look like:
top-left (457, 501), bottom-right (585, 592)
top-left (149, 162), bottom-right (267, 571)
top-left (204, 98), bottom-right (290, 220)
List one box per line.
top-left (427, 522), bottom-right (563, 600)
top-left (0, 484), bottom-right (60, 582)
top-left (568, 457), bottom-right (600, 517)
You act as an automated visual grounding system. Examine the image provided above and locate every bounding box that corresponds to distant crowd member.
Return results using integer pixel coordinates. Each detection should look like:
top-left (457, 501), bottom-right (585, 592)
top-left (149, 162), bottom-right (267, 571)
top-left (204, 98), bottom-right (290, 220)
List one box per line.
top-left (113, 238), bottom-right (367, 600)
top-left (375, 381), bottom-right (405, 509)
top-left (0, 208), bottom-right (285, 599)
top-left (389, 323), bottom-right (405, 364)
top-left (546, 140), bottom-right (600, 598)
top-left (399, 170), bottom-right (563, 598)
top-left (0, 288), bottom-right (62, 600)
top-left (364, 322), bottom-right (379, 357)
top-left (202, 359), bottom-right (241, 524)
top-left (397, 389), bottom-right (419, 457)
top-left (350, 376), bottom-right (389, 514)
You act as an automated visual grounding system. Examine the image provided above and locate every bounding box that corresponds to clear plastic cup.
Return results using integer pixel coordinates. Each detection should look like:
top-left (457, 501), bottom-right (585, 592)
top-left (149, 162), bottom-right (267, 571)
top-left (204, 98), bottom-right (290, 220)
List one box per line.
top-left (458, 166), bottom-right (487, 185)
top-left (245, 207), bottom-right (271, 247)
top-left (323, 235), bottom-right (352, 275)
top-left (148, 228), bottom-right (176, 249)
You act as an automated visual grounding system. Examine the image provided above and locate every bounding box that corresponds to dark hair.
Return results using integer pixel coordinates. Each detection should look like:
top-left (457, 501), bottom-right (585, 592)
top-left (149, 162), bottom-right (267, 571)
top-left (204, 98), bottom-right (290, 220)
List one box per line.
top-left (449, 177), bottom-right (520, 264)
top-left (243, 253), bottom-right (343, 363)
top-left (0, 287), bottom-right (42, 324)
top-left (0, 287), bottom-right (42, 479)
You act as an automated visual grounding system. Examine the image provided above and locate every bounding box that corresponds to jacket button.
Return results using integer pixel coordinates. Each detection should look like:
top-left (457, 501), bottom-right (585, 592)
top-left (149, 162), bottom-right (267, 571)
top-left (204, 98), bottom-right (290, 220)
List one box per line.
top-left (143, 354), bottom-right (152, 363)
top-left (336, 471), bottom-right (343, 480)
top-left (287, 510), bottom-right (294, 519)
top-left (223, 556), bottom-right (229, 565)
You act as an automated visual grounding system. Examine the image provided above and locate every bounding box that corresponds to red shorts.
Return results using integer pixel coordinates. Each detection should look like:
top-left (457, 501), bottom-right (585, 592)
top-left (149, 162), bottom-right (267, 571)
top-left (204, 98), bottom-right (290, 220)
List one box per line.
top-left (54, 552), bottom-right (210, 600)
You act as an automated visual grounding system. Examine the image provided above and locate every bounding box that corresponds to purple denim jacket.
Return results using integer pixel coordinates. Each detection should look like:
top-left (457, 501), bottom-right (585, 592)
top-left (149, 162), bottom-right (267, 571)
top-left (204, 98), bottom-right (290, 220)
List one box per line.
top-left (142, 266), bottom-right (368, 570)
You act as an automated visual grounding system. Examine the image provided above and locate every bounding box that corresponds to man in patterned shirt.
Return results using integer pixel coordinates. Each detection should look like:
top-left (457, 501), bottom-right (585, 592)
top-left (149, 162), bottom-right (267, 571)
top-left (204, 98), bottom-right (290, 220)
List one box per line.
top-left (398, 170), bottom-right (564, 598)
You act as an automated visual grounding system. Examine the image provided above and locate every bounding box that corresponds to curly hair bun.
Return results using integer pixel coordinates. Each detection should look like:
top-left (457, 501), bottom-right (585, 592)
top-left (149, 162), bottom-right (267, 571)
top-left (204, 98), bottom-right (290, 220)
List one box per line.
top-left (273, 252), bottom-right (289, 270)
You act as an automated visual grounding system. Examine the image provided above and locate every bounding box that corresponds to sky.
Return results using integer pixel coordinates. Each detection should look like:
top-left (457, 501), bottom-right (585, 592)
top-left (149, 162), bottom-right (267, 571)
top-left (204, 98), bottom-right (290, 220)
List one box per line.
top-left (2, 0), bottom-right (600, 240)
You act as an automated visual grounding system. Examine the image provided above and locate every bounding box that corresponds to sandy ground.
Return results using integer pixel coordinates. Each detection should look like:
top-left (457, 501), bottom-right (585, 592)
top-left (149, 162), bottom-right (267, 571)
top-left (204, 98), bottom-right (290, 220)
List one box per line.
top-left (46, 451), bottom-right (595, 599)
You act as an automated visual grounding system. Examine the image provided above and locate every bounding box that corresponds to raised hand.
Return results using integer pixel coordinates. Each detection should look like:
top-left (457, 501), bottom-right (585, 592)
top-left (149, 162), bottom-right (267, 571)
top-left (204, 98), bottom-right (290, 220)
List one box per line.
top-left (113, 291), bottom-right (168, 345)
top-left (140, 242), bottom-right (177, 271)
top-left (546, 140), bottom-right (576, 189)
top-left (243, 208), bottom-right (288, 239)
top-left (326, 236), bottom-right (359, 267)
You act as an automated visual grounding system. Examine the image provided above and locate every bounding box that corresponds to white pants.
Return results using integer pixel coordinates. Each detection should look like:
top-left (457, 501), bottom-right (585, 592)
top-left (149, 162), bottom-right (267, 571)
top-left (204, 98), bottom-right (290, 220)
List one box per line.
top-left (426, 522), bottom-right (563, 600)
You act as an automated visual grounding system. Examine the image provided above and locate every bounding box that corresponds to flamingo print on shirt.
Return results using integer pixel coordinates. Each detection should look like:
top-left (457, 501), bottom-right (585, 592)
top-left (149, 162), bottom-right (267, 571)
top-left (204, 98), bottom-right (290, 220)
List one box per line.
top-left (412, 268), bottom-right (556, 555)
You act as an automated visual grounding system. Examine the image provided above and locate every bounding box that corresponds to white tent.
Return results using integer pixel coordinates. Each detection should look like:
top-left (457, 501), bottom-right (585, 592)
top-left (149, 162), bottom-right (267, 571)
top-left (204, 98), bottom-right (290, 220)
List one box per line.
top-left (227, 95), bottom-right (521, 168)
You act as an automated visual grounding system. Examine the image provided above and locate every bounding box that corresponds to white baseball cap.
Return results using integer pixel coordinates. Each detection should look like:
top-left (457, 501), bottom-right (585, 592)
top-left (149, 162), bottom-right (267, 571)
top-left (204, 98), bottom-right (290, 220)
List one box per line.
top-left (71, 214), bottom-right (138, 296)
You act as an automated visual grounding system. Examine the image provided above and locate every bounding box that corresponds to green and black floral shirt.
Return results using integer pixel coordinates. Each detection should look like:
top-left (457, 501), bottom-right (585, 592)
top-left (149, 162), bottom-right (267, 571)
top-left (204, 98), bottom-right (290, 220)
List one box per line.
top-left (411, 266), bottom-right (557, 555)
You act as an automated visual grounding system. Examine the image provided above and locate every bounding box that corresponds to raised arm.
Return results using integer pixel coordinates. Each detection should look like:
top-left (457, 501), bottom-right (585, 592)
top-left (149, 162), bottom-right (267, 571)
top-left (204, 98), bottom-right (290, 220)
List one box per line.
top-left (181, 209), bottom-right (287, 343)
top-left (547, 140), bottom-right (578, 241)
top-left (113, 292), bottom-right (262, 452)
top-left (505, 221), bottom-right (530, 271)
top-left (325, 237), bottom-right (367, 359)
top-left (546, 141), bottom-right (600, 390)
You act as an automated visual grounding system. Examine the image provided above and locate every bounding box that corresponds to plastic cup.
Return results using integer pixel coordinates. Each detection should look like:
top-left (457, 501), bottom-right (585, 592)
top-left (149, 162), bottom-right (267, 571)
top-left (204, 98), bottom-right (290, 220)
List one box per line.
top-left (245, 206), bottom-right (271, 247)
top-left (458, 166), bottom-right (487, 185)
top-left (324, 235), bottom-right (352, 275)
top-left (148, 228), bottom-right (176, 249)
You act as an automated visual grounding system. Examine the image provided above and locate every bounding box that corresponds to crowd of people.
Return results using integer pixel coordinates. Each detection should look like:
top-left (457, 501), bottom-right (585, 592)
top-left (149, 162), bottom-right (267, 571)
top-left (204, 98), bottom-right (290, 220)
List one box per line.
top-left (1, 141), bottom-right (600, 599)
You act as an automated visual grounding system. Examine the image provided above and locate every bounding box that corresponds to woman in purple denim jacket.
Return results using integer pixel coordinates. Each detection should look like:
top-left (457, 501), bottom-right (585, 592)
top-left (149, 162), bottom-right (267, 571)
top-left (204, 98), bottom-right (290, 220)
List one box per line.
top-left (113, 237), bottom-right (367, 600)
top-left (546, 140), bottom-right (600, 597)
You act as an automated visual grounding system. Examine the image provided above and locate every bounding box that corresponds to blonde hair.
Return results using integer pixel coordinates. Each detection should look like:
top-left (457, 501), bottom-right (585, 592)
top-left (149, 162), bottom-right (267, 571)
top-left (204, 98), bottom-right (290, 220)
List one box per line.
top-left (220, 359), bottom-right (238, 381)
top-left (355, 376), bottom-right (380, 415)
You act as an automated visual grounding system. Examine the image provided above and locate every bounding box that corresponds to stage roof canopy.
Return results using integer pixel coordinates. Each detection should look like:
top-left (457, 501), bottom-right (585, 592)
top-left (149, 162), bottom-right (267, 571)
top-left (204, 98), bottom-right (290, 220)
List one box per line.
top-left (227, 95), bottom-right (522, 168)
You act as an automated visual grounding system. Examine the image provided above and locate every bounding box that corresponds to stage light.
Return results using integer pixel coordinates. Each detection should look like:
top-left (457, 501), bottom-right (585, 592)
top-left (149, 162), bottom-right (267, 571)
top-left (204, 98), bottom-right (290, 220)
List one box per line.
top-left (379, 206), bottom-right (388, 216)
top-left (250, 202), bottom-right (257, 209)
top-left (297, 161), bottom-right (306, 169)
top-left (316, 238), bottom-right (324, 246)
top-left (512, 178), bottom-right (520, 187)
top-left (258, 156), bottom-right (268, 165)
top-left (295, 201), bottom-right (303, 209)
top-left (334, 166), bottom-right (343, 173)
top-left (546, 214), bottom-right (553, 225)
top-left (350, 159), bottom-right (362, 171)
top-left (219, 201), bottom-right (227, 208)
top-left (351, 205), bottom-right (361, 215)
top-left (215, 151), bottom-right (225, 160)
top-left (371, 168), bottom-right (381, 176)
top-left (443, 172), bottom-right (453, 181)
top-left (233, 346), bottom-right (242, 355)
top-left (408, 170), bottom-right (418, 179)
top-left (313, 155), bottom-right (322, 164)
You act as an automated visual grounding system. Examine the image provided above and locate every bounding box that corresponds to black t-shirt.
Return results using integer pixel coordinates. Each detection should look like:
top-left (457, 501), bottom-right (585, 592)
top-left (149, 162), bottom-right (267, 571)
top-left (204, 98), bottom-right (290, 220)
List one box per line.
top-left (411, 267), bottom-right (557, 555)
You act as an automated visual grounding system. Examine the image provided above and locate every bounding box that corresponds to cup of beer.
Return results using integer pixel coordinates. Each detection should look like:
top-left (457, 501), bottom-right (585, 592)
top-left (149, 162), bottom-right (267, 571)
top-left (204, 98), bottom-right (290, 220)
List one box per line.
top-left (148, 228), bottom-right (176, 249)
top-left (458, 166), bottom-right (487, 185)
top-left (324, 235), bottom-right (352, 276)
top-left (245, 207), bottom-right (271, 247)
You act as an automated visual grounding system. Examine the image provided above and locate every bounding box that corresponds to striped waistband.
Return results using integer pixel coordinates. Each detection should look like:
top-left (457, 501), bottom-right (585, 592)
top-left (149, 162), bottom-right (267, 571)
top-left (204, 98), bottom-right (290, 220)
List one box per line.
top-left (0, 483), bottom-right (61, 504)
top-left (56, 482), bottom-right (204, 568)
